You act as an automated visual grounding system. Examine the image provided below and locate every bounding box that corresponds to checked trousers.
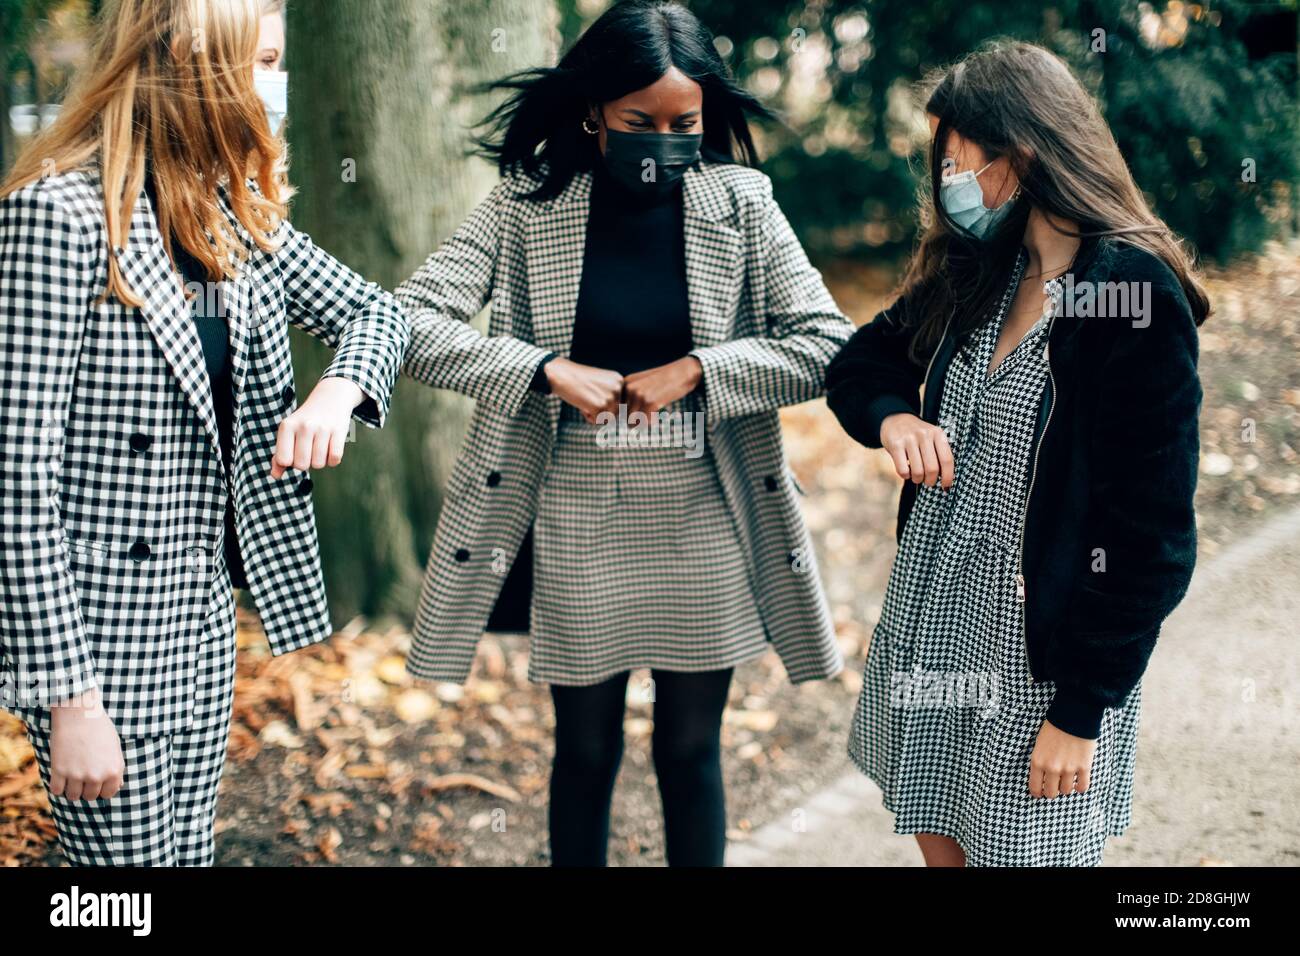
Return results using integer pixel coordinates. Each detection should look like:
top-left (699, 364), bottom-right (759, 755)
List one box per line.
top-left (23, 557), bottom-right (238, 867)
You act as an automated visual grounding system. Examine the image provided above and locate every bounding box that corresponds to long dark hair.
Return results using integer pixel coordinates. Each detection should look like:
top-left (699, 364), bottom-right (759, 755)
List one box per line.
top-left (899, 40), bottom-right (1211, 363)
top-left (475, 0), bottom-right (773, 200)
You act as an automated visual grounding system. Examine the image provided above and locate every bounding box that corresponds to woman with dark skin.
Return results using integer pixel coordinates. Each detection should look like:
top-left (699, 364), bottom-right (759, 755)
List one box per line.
top-left (543, 65), bottom-right (707, 421)
top-left (397, 0), bottom-right (852, 867)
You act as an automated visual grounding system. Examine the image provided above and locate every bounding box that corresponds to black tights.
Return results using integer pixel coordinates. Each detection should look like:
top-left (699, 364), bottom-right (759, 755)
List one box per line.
top-left (548, 668), bottom-right (732, 867)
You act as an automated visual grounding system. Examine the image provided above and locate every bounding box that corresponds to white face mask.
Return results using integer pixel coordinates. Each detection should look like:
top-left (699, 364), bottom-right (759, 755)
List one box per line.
top-left (253, 69), bottom-right (288, 135)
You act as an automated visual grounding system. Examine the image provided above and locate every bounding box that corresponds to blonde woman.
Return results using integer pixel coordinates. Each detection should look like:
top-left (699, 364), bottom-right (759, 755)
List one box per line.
top-left (0, 0), bottom-right (408, 866)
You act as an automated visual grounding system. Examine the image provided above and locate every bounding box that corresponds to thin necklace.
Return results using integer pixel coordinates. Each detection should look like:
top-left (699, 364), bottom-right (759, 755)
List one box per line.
top-left (1020, 261), bottom-right (1074, 281)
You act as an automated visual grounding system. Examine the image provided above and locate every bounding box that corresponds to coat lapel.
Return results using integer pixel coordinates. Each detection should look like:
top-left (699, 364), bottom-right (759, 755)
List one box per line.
top-left (525, 171), bottom-right (591, 359)
top-left (681, 165), bottom-right (743, 350)
top-left (525, 172), bottom-right (591, 435)
top-left (112, 190), bottom-right (224, 466)
top-left (212, 191), bottom-right (255, 425)
top-left (520, 163), bottom-right (743, 431)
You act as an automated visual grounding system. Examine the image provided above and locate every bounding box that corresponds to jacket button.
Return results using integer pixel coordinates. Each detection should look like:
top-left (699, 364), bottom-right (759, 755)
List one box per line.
top-left (282, 385), bottom-right (296, 408)
top-left (486, 471), bottom-right (502, 488)
top-left (128, 432), bottom-right (152, 453)
top-left (454, 548), bottom-right (471, 563)
top-left (763, 475), bottom-right (779, 492)
top-left (128, 540), bottom-right (151, 562)
top-left (296, 477), bottom-right (314, 496)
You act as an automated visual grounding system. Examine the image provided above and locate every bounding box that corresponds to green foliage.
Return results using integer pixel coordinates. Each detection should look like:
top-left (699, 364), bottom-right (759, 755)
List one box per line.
top-left (5, 0), bottom-right (1296, 263)
top-left (0, 0), bottom-right (60, 65)
top-left (560, 0), bottom-right (1299, 263)
top-left (1088, 0), bottom-right (1299, 261)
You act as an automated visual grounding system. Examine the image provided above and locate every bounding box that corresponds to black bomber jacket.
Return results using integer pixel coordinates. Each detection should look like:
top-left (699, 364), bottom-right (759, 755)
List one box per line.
top-left (825, 237), bottom-right (1202, 739)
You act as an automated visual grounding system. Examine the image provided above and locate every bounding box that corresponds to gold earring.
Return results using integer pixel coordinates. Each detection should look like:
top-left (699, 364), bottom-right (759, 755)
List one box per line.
top-left (582, 117), bottom-right (599, 135)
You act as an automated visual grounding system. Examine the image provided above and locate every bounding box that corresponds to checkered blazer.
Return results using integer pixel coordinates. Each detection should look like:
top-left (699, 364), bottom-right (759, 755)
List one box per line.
top-left (398, 161), bottom-right (852, 685)
top-left (0, 165), bottom-right (408, 737)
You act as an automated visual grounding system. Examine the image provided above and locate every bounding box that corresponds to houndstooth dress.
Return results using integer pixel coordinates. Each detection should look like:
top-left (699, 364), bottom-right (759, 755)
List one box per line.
top-left (849, 250), bottom-right (1142, 867)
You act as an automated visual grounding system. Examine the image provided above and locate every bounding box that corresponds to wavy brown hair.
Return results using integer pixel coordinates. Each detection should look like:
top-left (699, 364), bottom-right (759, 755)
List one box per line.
top-left (0, 0), bottom-right (291, 307)
top-left (899, 40), bottom-right (1210, 363)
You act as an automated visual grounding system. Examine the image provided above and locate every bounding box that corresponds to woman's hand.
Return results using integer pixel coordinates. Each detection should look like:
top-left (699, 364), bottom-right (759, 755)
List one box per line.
top-left (49, 690), bottom-right (125, 801)
top-left (623, 357), bottom-right (703, 418)
top-left (545, 357), bottom-right (624, 424)
top-left (271, 376), bottom-right (365, 479)
top-left (1028, 719), bottom-right (1098, 798)
top-left (879, 412), bottom-right (955, 489)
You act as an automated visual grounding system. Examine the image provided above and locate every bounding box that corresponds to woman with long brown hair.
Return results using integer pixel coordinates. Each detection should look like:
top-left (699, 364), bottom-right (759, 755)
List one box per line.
top-left (826, 41), bottom-right (1206, 866)
top-left (0, 0), bottom-right (408, 866)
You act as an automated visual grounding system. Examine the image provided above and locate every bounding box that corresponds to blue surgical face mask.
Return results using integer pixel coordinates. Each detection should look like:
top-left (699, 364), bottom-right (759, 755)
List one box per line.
top-left (254, 69), bottom-right (288, 135)
top-left (940, 158), bottom-right (1016, 239)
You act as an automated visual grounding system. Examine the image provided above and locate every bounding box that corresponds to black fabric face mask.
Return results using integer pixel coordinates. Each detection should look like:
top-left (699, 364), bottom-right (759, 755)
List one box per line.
top-left (600, 128), bottom-right (703, 195)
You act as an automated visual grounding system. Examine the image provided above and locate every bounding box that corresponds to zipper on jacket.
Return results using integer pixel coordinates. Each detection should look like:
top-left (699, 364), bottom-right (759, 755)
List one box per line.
top-left (921, 310), bottom-right (956, 403)
top-left (1016, 322), bottom-right (1055, 684)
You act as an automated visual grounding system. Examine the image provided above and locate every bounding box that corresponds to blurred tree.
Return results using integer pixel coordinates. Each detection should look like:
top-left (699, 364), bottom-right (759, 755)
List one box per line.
top-left (561, 0), bottom-right (1298, 263)
top-left (0, 0), bottom-right (95, 174)
top-left (0, 0), bottom-right (58, 170)
top-left (1077, 0), bottom-right (1299, 259)
top-left (285, 0), bottom-right (557, 624)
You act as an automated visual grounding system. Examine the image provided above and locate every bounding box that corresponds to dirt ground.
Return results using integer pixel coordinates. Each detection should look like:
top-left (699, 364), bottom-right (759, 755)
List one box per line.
top-left (2, 241), bottom-right (1297, 867)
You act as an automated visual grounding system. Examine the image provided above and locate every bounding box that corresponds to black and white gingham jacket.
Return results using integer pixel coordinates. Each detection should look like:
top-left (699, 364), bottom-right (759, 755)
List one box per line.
top-left (398, 161), bottom-right (852, 685)
top-left (0, 165), bottom-right (409, 737)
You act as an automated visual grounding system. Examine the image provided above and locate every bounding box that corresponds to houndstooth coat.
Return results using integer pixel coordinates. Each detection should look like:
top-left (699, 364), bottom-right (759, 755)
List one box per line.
top-left (0, 166), bottom-right (408, 738)
top-left (397, 161), bottom-right (851, 685)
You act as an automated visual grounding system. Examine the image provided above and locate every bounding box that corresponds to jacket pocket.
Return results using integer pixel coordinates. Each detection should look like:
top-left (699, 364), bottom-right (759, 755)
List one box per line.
top-left (66, 536), bottom-right (111, 567)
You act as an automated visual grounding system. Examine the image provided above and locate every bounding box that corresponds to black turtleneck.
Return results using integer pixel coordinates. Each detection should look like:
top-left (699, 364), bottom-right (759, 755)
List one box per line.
top-left (566, 161), bottom-right (693, 375)
top-left (142, 172), bottom-right (247, 589)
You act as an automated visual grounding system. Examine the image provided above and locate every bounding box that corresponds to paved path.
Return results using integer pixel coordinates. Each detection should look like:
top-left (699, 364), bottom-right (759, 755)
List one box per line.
top-left (727, 504), bottom-right (1300, 867)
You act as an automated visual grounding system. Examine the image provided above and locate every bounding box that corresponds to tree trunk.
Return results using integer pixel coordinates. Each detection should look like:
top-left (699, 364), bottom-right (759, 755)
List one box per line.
top-left (0, 50), bottom-right (13, 174)
top-left (284, 0), bottom-right (556, 625)
top-left (0, 2), bottom-right (25, 176)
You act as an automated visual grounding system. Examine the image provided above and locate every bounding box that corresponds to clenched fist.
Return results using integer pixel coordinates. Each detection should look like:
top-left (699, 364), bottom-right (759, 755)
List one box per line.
top-left (880, 412), bottom-right (955, 489)
top-left (49, 689), bottom-right (125, 801)
top-left (271, 376), bottom-right (365, 479)
top-left (1028, 719), bottom-right (1098, 798)
top-left (545, 357), bottom-right (624, 424)
top-left (623, 357), bottom-right (703, 418)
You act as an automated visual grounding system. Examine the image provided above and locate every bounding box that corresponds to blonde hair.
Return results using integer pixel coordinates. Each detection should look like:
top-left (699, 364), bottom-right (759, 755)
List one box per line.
top-left (0, 0), bottom-right (292, 306)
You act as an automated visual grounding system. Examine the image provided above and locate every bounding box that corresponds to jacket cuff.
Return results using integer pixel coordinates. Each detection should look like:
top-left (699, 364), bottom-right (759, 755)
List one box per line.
top-left (0, 660), bottom-right (99, 710)
top-left (687, 344), bottom-right (739, 424)
top-left (321, 358), bottom-right (391, 429)
top-left (865, 395), bottom-right (919, 447)
top-left (1045, 685), bottom-right (1106, 740)
top-left (530, 353), bottom-right (558, 394)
